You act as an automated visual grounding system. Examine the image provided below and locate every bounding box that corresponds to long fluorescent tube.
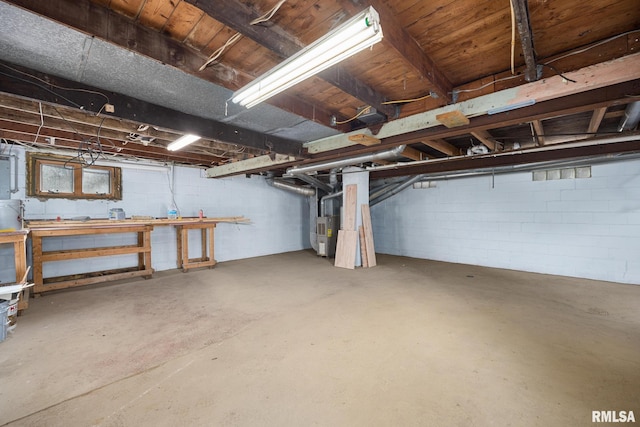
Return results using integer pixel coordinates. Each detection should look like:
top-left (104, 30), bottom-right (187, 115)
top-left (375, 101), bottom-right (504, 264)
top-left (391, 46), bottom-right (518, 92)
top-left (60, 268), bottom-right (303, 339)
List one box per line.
top-left (231, 6), bottom-right (383, 109)
top-left (167, 134), bottom-right (201, 151)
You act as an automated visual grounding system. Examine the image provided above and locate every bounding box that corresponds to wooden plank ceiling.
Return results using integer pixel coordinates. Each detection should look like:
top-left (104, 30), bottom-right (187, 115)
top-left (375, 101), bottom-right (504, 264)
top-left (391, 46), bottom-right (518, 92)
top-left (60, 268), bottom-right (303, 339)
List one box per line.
top-left (0, 0), bottom-right (639, 177)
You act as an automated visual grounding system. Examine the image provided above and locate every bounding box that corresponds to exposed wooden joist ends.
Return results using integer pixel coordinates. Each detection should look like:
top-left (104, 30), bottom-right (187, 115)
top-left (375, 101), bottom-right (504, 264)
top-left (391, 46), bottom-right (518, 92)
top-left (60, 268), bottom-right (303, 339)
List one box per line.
top-left (184, 0), bottom-right (396, 119)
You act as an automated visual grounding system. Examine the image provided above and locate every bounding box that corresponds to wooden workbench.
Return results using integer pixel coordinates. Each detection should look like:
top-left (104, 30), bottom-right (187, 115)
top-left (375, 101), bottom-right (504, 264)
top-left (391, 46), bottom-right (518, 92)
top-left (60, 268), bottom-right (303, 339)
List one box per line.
top-left (26, 217), bottom-right (248, 293)
top-left (0, 229), bottom-right (29, 310)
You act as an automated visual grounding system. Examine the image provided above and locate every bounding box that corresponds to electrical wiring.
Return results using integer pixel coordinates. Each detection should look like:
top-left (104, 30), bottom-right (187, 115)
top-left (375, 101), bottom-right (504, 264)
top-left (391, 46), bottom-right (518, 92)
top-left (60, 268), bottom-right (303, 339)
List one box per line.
top-left (382, 92), bottom-right (433, 104)
top-left (334, 107), bottom-right (371, 125)
top-left (510, 0), bottom-right (516, 75)
top-left (0, 70), bottom-right (82, 109)
top-left (0, 62), bottom-right (110, 107)
top-left (250, 0), bottom-right (287, 26)
top-left (544, 29), bottom-right (640, 65)
top-left (540, 63), bottom-right (577, 83)
top-left (200, 0), bottom-right (287, 71)
top-left (452, 74), bottom-right (521, 94)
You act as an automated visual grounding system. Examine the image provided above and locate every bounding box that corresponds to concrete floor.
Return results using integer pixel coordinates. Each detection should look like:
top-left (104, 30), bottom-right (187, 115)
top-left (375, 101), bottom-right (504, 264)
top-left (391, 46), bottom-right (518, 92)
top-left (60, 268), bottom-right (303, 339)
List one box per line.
top-left (0, 250), bottom-right (638, 426)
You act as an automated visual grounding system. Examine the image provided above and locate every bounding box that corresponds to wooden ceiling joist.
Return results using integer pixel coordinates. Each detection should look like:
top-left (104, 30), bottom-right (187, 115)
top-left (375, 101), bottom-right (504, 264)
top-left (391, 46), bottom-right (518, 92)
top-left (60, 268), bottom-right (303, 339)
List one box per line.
top-left (588, 107), bottom-right (608, 133)
top-left (400, 146), bottom-right (426, 161)
top-left (420, 139), bottom-right (460, 157)
top-left (531, 120), bottom-right (545, 146)
top-left (184, 0), bottom-right (397, 119)
top-left (470, 130), bottom-right (499, 152)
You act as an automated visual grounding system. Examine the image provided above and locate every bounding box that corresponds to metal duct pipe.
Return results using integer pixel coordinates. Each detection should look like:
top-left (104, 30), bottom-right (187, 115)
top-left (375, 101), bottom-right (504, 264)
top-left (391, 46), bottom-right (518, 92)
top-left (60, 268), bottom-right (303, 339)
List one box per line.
top-left (329, 168), bottom-right (339, 188)
top-left (265, 176), bottom-right (316, 196)
top-left (320, 190), bottom-right (343, 217)
top-left (370, 174), bottom-right (425, 207)
top-left (618, 101), bottom-right (640, 132)
top-left (287, 145), bottom-right (406, 176)
top-left (287, 173), bottom-right (333, 193)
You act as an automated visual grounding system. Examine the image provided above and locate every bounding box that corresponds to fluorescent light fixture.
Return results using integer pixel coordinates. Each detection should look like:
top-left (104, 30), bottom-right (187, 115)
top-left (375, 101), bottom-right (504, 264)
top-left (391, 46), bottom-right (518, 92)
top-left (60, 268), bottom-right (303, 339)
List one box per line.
top-left (231, 6), bottom-right (383, 109)
top-left (167, 134), bottom-right (201, 151)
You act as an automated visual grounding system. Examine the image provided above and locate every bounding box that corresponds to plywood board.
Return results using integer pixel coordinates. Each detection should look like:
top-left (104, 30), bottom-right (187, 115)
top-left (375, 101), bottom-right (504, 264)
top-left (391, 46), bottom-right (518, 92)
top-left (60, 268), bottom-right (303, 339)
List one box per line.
top-left (361, 204), bottom-right (377, 267)
top-left (343, 184), bottom-right (357, 231)
top-left (359, 225), bottom-right (369, 268)
top-left (435, 110), bottom-right (470, 128)
top-left (348, 134), bottom-right (381, 146)
top-left (334, 230), bottom-right (358, 270)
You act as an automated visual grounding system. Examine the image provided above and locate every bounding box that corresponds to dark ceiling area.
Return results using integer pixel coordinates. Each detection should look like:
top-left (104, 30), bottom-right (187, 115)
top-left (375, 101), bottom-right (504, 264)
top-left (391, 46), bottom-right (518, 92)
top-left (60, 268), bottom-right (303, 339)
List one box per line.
top-left (0, 0), bottom-right (639, 181)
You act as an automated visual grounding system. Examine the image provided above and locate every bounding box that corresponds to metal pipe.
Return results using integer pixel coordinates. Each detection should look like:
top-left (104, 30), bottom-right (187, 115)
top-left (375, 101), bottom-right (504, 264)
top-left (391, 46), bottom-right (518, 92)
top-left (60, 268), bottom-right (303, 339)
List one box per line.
top-left (370, 174), bottom-right (424, 206)
top-left (287, 145), bottom-right (406, 175)
top-left (289, 173), bottom-right (333, 193)
top-left (11, 154), bottom-right (18, 193)
top-left (320, 190), bottom-right (343, 217)
top-left (618, 101), bottom-right (640, 132)
top-left (367, 132), bottom-right (640, 173)
top-left (265, 176), bottom-right (316, 196)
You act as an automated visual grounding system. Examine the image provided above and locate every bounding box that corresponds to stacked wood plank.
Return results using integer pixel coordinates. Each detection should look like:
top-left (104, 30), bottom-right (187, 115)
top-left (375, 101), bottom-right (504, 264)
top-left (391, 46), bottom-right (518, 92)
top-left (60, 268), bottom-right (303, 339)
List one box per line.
top-left (334, 185), bottom-right (358, 269)
top-left (334, 185), bottom-right (377, 269)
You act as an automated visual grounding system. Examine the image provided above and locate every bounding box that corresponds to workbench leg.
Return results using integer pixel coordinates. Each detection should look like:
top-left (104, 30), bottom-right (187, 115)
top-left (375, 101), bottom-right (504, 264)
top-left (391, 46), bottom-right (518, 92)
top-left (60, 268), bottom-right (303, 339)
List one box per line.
top-left (176, 226), bottom-right (183, 269)
top-left (181, 227), bottom-right (189, 272)
top-left (138, 231), bottom-right (145, 270)
top-left (143, 230), bottom-right (153, 277)
top-left (208, 225), bottom-right (216, 268)
top-left (32, 235), bottom-right (44, 294)
top-left (15, 236), bottom-right (29, 311)
top-left (200, 228), bottom-right (207, 261)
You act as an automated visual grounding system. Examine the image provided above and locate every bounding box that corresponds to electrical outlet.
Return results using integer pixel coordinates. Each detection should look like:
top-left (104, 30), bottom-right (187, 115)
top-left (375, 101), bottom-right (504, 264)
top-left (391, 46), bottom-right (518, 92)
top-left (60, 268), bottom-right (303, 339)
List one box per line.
top-left (104, 103), bottom-right (115, 113)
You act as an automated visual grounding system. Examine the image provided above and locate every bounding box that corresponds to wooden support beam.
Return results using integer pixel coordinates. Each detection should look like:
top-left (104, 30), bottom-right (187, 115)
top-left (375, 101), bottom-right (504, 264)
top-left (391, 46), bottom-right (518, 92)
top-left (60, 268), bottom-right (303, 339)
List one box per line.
top-left (185, 0), bottom-right (397, 119)
top-left (371, 136), bottom-right (640, 180)
top-left (532, 120), bottom-right (546, 146)
top-left (0, 60), bottom-right (304, 157)
top-left (510, 0), bottom-right (538, 82)
top-left (400, 146), bottom-right (426, 161)
top-left (205, 154), bottom-right (297, 178)
top-left (305, 54), bottom-right (640, 155)
top-left (421, 139), bottom-right (460, 157)
top-left (471, 130), bottom-right (499, 152)
top-left (588, 107), bottom-right (608, 133)
top-left (4, 0), bottom-right (342, 130)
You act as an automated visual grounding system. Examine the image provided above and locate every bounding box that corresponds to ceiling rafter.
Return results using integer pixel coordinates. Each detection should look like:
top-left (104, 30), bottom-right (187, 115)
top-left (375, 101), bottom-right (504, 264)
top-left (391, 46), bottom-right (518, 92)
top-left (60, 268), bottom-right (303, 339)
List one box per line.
top-left (184, 0), bottom-right (398, 120)
top-left (345, 0), bottom-right (453, 102)
top-left (0, 60), bottom-right (304, 157)
top-left (4, 0), bottom-right (345, 130)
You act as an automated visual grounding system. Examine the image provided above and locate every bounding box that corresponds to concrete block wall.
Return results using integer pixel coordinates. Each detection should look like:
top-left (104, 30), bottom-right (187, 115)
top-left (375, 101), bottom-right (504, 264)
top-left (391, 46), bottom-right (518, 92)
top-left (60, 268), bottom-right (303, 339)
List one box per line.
top-left (372, 158), bottom-right (640, 285)
top-left (0, 144), bottom-right (310, 282)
